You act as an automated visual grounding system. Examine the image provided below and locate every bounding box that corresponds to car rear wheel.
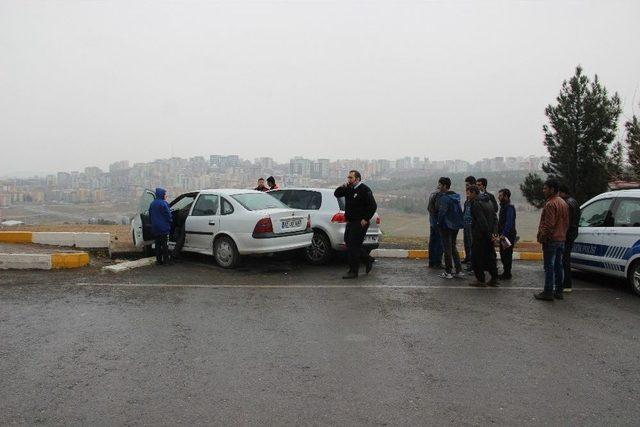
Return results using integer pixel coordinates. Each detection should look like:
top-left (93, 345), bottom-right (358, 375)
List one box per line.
top-left (627, 260), bottom-right (640, 296)
top-left (304, 230), bottom-right (333, 265)
top-left (214, 236), bottom-right (239, 269)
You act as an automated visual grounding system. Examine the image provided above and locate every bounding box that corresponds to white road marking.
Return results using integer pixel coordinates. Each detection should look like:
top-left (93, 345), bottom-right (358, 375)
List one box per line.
top-left (69, 282), bottom-right (609, 291)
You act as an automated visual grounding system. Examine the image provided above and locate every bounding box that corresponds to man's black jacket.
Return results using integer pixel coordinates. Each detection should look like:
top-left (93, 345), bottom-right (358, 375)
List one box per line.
top-left (334, 183), bottom-right (377, 223)
top-left (471, 198), bottom-right (497, 241)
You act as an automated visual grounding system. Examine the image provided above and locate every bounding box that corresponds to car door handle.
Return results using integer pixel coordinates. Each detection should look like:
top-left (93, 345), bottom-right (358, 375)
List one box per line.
top-left (208, 220), bottom-right (216, 226)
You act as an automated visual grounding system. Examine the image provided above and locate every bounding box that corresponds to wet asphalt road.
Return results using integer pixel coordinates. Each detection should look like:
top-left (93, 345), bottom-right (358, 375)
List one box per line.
top-left (1, 255), bottom-right (639, 426)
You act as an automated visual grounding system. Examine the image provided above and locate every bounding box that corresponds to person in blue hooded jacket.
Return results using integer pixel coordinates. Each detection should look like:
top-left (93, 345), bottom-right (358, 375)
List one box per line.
top-left (149, 187), bottom-right (173, 265)
top-left (436, 177), bottom-right (465, 279)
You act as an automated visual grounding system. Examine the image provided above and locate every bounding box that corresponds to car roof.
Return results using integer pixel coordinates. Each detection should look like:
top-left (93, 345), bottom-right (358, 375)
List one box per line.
top-left (197, 189), bottom-right (264, 195)
top-left (268, 188), bottom-right (336, 193)
top-left (593, 189), bottom-right (640, 199)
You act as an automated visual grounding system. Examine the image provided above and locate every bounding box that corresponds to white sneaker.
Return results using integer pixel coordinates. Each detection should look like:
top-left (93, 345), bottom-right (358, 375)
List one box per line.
top-left (453, 271), bottom-right (465, 278)
top-left (440, 272), bottom-right (454, 279)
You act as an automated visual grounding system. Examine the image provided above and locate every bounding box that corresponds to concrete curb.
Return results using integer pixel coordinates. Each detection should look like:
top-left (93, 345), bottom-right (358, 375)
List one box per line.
top-left (371, 249), bottom-right (543, 261)
top-left (103, 257), bottom-right (156, 273)
top-left (0, 231), bottom-right (110, 251)
top-left (0, 252), bottom-right (90, 270)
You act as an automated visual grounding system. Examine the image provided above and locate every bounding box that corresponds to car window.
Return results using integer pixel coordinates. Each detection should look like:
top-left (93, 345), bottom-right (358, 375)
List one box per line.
top-left (337, 196), bottom-right (345, 211)
top-left (139, 190), bottom-right (155, 214)
top-left (579, 198), bottom-right (612, 227)
top-left (268, 190), bottom-right (287, 201)
top-left (221, 197), bottom-right (234, 215)
top-left (231, 193), bottom-right (289, 211)
top-left (191, 194), bottom-right (219, 216)
top-left (170, 194), bottom-right (197, 211)
top-left (280, 190), bottom-right (322, 210)
top-left (613, 198), bottom-right (640, 227)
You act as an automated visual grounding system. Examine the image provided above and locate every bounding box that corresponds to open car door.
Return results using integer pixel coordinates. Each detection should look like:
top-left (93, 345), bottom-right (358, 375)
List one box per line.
top-left (132, 189), bottom-right (157, 247)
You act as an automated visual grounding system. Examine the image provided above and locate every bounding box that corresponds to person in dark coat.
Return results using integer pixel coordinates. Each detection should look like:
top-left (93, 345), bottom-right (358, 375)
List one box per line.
top-left (149, 187), bottom-right (173, 266)
top-left (334, 170), bottom-right (377, 279)
top-left (462, 176), bottom-right (476, 267)
top-left (436, 177), bottom-right (465, 278)
top-left (427, 190), bottom-right (444, 269)
top-left (477, 177), bottom-right (499, 213)
top-left (467, 185), bottom-right (499, 286)
top-left (497, 188), bottom-right (517, 280)
top-left (559, 184), bottom-right (580, 293)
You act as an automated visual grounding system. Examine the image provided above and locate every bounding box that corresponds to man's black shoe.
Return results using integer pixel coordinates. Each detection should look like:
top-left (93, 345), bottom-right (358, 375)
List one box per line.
top-left (534, 292), bottom-right (554, 301)
top-left (554, 292), bottom-right (564, 300)
top-left (498, 273), bottom-right (512, 280)
top-left (487, 279), bottom-right (499, 287)
top-left (342, 272), bottom-right (358, 280)
top-left (365, 258), bottom-right (374, 274)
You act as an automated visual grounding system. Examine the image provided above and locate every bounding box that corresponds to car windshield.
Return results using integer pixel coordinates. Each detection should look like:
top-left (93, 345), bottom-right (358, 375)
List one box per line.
top-left (231, 193), bottom-right (289, 211)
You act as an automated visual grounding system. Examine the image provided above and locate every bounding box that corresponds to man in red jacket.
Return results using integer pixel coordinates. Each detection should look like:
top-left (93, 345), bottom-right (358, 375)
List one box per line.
top-left (535, 178), bottom-right (569, 301)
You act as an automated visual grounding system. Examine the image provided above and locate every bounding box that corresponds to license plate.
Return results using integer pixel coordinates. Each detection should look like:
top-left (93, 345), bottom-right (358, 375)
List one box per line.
top-left (364, 235), bottom-right (378, 243)
top-left (281, 218), bottom-right (303, 229)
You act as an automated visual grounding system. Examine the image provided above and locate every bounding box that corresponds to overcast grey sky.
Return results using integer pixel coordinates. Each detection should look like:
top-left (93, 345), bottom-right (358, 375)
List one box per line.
top-left (1, 1), bottom-right (639, 175)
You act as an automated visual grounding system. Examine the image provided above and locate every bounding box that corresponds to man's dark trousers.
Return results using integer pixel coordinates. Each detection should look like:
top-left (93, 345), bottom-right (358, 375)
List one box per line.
top-left (440, 227), bottom-right (462, 274)
top-left (563, 239), bottom-right (574, 289)
top-left (543, 241), bottom-right (564, 295)
top-left (345, 221), bottom-right (368, 274)
top-left (499, 244), bottom-right (513, 277)
top-left (429, 225), bottom-right (443, 267)
top-left (155, 234), bottom-right (170, 265)
top-left (172, 225), bottom-right (186, 259)
top-left (472, 236), bottom-right (498, 282)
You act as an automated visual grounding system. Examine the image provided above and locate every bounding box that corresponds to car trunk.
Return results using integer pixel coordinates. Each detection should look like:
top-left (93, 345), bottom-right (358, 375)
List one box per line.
top-left (255, 208), bottom-right (308, 234)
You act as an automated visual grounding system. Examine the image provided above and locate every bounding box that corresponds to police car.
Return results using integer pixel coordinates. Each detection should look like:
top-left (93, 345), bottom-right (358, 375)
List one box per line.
top-left (571, 189), bottom-right (640, 295)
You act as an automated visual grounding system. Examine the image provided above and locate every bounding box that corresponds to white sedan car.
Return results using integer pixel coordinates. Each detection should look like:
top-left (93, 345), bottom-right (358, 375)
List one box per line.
top-left (132, 189), bottom-right (312, 268)
top-left (268, 188), bottom-right (382, 265)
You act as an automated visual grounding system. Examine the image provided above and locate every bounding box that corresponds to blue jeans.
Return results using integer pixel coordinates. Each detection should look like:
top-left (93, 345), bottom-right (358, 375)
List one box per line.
top-left (429, 224), bottom-right (443, 266)
top-left (543, 241), bottom-right (564, 294)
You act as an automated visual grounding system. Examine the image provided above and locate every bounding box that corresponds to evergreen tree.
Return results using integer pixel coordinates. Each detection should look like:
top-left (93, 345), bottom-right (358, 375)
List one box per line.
top-left (519, 172), bottom-right (546, 209)
top-left (608, 139), bottom-right (625, 180)
top-left (538, 66), bottom-right (621, 204)
top-left (626, 114), bottom-right (640, 179)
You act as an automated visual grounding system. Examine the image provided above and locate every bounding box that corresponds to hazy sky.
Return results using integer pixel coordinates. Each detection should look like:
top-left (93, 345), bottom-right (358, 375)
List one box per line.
top-left (1, 1), bottom-right (639, 175)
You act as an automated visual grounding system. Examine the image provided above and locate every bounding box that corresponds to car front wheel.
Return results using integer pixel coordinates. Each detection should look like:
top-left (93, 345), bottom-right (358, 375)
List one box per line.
top-left (628, 260), bottom-right (640, 296)
top-left (214, 236), bottom-right (239, 269)
top-left (304, 230), bottom-right (333, 265)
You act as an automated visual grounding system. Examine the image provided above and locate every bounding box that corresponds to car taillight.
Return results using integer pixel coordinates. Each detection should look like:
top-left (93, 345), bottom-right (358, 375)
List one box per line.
top-left (376, 216), bottom-right (381, 225)
top-left (306, 214), bottom-right (311, 229)
top-left (331, 212), bottom-right (346, 223)
top-left (253, 217), bottom-right (273, 234)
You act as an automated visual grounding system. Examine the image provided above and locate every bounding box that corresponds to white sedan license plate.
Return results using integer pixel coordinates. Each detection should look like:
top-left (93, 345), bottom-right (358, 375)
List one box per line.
top-left (281, 218), bottom-right (303, 229)
top-left (364, 235), bottom-right (378, 243)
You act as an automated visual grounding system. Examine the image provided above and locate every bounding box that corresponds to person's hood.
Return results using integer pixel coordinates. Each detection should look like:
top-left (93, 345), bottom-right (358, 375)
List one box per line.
top-left (155, 187), bottom-right (166, 199)
top-left (443, 191), bottom-right (460, 203)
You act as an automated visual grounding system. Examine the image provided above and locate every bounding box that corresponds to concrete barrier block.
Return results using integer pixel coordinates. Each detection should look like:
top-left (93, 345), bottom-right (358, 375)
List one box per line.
top-left (51, 252), bottom-right (90, 269)
top-left (103, 257), bottom-right (156, 273)
top-left (33, 232), bottom-right (77, 246)
top-left (371, 249), bottom-right (408, 258)
top-left (74, 233), bottom-right (110, 248)
top-left (0, 253), bottom-right (52, 270)
top-left (0, 232), bottom-right (33, 243)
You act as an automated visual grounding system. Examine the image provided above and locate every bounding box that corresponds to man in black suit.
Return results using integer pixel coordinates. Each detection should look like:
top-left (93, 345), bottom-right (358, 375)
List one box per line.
top-left (334, 170), bottom-right (378, 279)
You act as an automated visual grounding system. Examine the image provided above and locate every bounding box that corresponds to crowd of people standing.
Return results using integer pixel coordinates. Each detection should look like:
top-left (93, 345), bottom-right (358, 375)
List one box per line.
top-left (427, 175), bottom-right (578, 300)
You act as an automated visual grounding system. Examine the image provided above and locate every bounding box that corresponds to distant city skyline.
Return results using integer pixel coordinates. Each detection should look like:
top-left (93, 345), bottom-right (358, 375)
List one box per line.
top-left (0, 153), bottom-right (549, 179)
